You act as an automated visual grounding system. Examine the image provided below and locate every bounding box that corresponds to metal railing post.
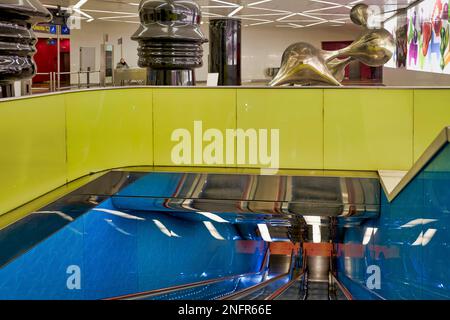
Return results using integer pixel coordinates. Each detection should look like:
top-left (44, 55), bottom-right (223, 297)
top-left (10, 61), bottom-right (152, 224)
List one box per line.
top-left (49, 72), bottom-right (53, 92)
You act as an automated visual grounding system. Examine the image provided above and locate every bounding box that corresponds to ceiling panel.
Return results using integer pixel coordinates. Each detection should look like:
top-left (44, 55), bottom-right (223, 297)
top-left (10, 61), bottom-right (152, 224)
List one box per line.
top-left (40, 0), bottom-right (414, 28)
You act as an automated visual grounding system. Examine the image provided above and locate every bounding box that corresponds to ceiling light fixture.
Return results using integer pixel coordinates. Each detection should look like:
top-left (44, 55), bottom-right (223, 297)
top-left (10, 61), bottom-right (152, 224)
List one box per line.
top-left (211, 0), bottom-right (239, 7)
top-left (248, 0), bottom-right (272, 6)
top-left (276, 13), bottom-right (297, 22)
top-left (257, 224), bottom-right (273, 242)
top-left (73, 0), bottom-right (88, 9)
top-left (203, 221), bottom-right (226, 240)
top-left (228, 5), bottom-right (244, 17)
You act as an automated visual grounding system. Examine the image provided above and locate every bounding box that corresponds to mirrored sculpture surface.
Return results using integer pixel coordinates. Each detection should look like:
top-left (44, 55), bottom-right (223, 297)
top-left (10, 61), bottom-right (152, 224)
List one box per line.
top-left (131, 0), bottom-right (208, 86)
top-left (270, 4), bottom-right (395, 86)
top-left (0, 0), bottom-right (52, 97)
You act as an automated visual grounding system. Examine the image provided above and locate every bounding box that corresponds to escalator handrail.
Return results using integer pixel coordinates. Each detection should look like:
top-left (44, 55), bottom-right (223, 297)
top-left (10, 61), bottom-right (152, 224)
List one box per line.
top-left (105, 270), bottom-right (266, 300)
top-left (220, 271), bottom-right (290, 300)
top-left (221, 250), bottom-right (297, 300)
top-left (264, 270), bottom-right (305, 300)
top-left (331, 273), bottom-right (353, 300)
top-left (105, 247), bottom-right (271, 300)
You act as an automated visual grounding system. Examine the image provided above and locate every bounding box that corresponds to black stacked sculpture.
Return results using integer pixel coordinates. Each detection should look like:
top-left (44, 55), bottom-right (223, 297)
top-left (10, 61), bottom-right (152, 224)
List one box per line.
top-left (132, 0), bottom-right (207, 86)
top-left (0, 0), bottom-right (52, 98)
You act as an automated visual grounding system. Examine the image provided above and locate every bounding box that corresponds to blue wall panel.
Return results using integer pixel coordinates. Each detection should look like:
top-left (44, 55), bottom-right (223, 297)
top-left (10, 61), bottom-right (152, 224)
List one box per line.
top-left (0, 198), bottom-right (266, 299)
top-left (336, 145), bottom-right (450, 300)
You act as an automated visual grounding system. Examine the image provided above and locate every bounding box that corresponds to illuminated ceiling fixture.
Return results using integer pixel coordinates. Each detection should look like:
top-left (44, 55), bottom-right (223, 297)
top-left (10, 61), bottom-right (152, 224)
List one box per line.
top-left (203, 221), bottom-right (225, 240)
top-left (362, 227), bottom-right (378, 245)
top-left (249, 20), bottom-right (273, 26)
top-left (98, 14), bottom-right (139, 20)
top-left (257, 224), bottom-right (273, 242)
top-left (35, 211), bottom-right (74, 222)
top-left (400, 218), bottom-right (438, 228)
top-left (228, 5), bottom-right (244, 17)
top-left (197, 211), bottom-right (229, 223)
top-left (93, 208), bottom-right (145, 221)
top-left (304, 5), bottom-right (342, 13)
top-left (276, 13), bottom-right (297, 21)
top-left (421, 229), bottom-right (437, 246)
top-left (153, 219), bottom-right (180, 238)
top-left (412, 229), bottom-right (437, 246)
top-left (248, 0), bottom-right (272, 6)
top-left (73, 0), bottom-right (88, 9)
top-left (211, 0), bottom-right (239, 7)
top-left (312, 225), bottom-right (321, 243)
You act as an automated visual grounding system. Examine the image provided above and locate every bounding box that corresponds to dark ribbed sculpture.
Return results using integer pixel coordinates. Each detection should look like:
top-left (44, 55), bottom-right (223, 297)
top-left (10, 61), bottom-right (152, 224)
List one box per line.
top-left (132, 0), bottom-right (207, 86)
top-left (209, 18), bottom-right (241, 86)
top-left (0, 0), bottom-right (52, 97)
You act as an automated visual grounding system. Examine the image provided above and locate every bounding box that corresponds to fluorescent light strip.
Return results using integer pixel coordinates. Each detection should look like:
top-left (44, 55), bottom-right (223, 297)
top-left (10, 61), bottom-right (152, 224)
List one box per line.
top-left (74, 8), bottom-right (94, 20)
top-left (249, 21), bottom-right (274, 26)
top-left (101, 20), bottom-right (140, 24)
top-left (297, 12), bottom-right (326, 21)
top-left (288, 23), bottom-right (303, 28)
top-left (153, 219), bottom-right (180, 237)
top-left (304, 20), bottom-right (329, 27)
top-left (73, 0), bottom-right (88, 9)
top-left (248, 0), bottom-right (272, 6)
top-left (211, 0), bottom-right (239, 7)
top-left (362, 227), bottom-right (378, 245)
top-left (276, 13), bottom-right (297, 21)
top-left (83, 9), bottom-right (137, 15)
top-left (249, 7), bottom-right (291, 14)
top-left (98, 14), bottom-right (139, 20)
top-left (203, 221), bottom-right (225, 240)
top-left (257, 224), bottom-right (273, 242)
top-left (93, 208), bottom-right (145, 221)
top-left (422, 229), bottom-right (437, 246)
top-left (312, 225), bottom-right (322, 243)
top-left (228, 5), bottom-right (244, 17)
top-left (304, 5), bottom-right (343, 13)
top-left (197, 212), bottom-right (229, 223)
top-left (239, 13), bottom-right (288, 17)
top-left (282, 19), bottom-right (318, 23)
top-left (235, 17), bottom-right (272, 22)
top-left (310, 0), bottom-right (343, 6)
top-left (202, 5), bottom-right (236, 8)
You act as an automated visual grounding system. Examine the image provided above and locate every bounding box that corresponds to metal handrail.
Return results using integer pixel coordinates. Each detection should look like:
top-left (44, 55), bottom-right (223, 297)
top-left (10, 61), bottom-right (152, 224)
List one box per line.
top-left (104, 270), bottom-right (266, 300)
top-left (106, 248), bottom-right (271, 301)
top-left (220, 271), bottom-right (290, 300)
top-left (265, 270), bottom-right (306, 300)
top-left (330, 273), bottom-right (353, 300)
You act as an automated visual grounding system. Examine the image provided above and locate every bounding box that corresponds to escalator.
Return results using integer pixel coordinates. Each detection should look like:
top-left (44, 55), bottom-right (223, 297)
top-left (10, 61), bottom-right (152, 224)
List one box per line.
top-left (0, 169), bottom-right (378, 299)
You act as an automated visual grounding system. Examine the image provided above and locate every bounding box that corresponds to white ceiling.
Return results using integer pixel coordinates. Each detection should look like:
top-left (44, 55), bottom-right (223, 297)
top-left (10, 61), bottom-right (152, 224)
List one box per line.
top-left (41, 0), bottom-right (414, 29)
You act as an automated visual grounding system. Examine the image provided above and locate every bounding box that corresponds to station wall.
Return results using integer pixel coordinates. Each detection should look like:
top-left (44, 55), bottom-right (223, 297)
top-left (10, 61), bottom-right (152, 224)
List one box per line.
top-left (1, 87), bottom-right (450, 221)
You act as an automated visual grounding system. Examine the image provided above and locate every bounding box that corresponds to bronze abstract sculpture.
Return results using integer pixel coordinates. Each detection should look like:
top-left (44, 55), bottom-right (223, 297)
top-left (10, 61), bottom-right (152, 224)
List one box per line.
top-left (270, 4), bottom-right (395, 86)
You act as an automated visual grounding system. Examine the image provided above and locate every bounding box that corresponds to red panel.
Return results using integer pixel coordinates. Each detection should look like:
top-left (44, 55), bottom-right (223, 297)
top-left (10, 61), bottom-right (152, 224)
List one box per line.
top-left (304, 243), bottom-right (332, 257)
top-left (269, 242), bottom-right (300, 255)
top-left (33, 38), bottom-right (70, 84)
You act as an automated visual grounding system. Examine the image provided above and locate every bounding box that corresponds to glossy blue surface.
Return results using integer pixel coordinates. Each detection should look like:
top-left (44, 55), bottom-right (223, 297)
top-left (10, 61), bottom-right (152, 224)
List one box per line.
top-left (336, 144), bottom-right (450, 300)
top-left (0, 196), bottom-right (267, 299)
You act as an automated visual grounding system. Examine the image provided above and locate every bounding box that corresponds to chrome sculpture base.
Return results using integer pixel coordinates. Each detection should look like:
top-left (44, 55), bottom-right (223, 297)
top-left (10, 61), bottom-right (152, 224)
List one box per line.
top-left (0, 84), bottom-right (14, 98)
top-left (147, 69), bottom-right (195, 86)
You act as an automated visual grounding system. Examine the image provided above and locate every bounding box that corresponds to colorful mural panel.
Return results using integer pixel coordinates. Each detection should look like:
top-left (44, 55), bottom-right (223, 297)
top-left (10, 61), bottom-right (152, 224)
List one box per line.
top-left (407, 0), bottom-right (450, 74)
